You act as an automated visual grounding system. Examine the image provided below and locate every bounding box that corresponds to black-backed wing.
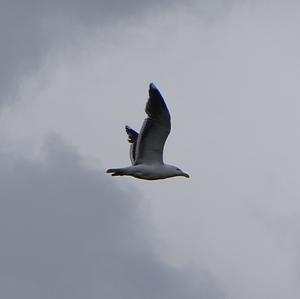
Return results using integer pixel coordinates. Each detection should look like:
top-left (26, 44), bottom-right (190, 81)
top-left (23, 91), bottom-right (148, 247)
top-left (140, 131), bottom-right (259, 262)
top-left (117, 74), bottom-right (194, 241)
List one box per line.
top-left (125, 125), bottom-right (138, 164)
top-left (134, 83), bottom-right (171, 165)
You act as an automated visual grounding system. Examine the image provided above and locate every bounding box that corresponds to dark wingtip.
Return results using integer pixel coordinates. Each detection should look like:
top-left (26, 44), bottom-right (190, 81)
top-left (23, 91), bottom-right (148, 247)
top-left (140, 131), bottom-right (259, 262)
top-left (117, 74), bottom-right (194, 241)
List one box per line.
top-left (149, 82), bottom-right (158, 91)
top-left (125, 125), bottom-right (132, 133)
top-left (148, 82), bottom-right (162, 99)
top-left (146, 82), bottom-right (170, 122)
top-left (125, 125), bottom-right (138, 143)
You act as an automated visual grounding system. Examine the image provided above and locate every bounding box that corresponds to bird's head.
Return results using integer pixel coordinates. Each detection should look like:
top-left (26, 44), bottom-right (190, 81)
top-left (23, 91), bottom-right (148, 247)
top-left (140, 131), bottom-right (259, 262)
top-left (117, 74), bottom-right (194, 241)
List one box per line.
top-left (170, 165), bottom-right (190, 178)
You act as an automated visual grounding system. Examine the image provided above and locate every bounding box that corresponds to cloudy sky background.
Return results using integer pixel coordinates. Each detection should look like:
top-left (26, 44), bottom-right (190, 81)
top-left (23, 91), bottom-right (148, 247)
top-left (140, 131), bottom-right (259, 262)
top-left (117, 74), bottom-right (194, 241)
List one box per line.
top-left (1, 0), bottom-right (300, 298)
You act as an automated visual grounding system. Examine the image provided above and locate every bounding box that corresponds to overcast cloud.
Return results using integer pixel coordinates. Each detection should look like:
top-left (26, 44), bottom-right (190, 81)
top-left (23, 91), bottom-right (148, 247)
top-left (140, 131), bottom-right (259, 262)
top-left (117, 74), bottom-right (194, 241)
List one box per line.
top-left (0, 0), bottom-right (189, 106)
top-left (2, 0), bottom-right (300, 298)
top-left (0, 136), bottom-right (222, 299)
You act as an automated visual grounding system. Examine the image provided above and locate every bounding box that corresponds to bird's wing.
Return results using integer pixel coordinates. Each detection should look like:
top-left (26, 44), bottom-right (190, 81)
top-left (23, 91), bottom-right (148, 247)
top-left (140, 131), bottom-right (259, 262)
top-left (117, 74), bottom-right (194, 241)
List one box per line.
top-left (134, 83), bottom-right (171, 165)
top-left (125, 125), bottom-right (138, 164)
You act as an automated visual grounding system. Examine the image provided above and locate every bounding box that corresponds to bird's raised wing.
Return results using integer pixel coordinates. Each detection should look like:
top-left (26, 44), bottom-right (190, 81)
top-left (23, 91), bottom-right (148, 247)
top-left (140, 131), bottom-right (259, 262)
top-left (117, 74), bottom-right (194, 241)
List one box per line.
top-left (134, 83), bottom-right (171, 165)
top-left (125, 125), bottom-right (138, 164)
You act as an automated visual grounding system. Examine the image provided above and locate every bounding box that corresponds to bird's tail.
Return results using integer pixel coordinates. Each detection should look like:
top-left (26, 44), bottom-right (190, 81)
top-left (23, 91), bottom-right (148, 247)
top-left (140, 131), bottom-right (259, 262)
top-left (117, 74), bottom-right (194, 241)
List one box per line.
top-left (106, 168), bottom-right (127, 176)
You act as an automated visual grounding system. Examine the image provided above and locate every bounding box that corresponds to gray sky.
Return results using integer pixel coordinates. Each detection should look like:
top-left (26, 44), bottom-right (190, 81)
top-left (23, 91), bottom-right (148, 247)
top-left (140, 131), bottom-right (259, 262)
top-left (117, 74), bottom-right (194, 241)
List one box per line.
top-left (0, 0), bottom-right (184, 106)
top-left (2, 0), bottom-right (300, 298)
top-left (0, 136), bottom-right (222, 299)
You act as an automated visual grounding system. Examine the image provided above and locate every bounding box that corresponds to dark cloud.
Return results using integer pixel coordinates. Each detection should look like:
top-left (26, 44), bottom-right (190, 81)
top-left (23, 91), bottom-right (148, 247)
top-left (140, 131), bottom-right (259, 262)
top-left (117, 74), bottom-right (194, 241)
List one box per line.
top-left (0, 136), bottom-right (222, 299)
top-left (0, 0), bottom-right (184, 106)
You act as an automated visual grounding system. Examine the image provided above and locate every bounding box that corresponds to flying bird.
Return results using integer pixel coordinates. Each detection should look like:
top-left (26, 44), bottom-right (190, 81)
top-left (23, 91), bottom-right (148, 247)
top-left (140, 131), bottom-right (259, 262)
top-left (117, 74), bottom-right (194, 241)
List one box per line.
top-left (106, 83), bottom-right (189, 180)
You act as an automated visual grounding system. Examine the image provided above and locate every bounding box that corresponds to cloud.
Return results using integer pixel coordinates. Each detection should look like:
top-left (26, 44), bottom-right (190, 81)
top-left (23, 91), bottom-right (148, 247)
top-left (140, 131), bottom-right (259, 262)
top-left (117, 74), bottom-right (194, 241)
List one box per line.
top-left (3, 1), bottom-right (300, 298)
top-left (0, 0), bottom-right (189, 107)
top-left (0, 136), bottom-right (222, 299)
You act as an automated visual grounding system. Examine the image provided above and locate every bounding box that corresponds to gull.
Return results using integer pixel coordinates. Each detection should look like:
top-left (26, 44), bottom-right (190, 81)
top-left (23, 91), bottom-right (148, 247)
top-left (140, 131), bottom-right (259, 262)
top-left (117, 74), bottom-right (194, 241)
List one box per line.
top-left (106, 83), bottom-right (190, 180)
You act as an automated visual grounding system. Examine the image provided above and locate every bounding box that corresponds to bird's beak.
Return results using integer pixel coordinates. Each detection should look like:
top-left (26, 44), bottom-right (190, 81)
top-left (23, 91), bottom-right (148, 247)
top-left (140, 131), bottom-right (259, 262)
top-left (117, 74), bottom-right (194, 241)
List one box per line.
top-left (182, 172), bottom-right (190, 178)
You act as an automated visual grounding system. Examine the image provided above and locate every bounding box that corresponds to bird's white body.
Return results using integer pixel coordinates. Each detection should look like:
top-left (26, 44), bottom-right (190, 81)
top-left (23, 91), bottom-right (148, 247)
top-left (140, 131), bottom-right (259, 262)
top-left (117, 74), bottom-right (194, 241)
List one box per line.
top-left (112, 164), bottom-right (189, 180)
